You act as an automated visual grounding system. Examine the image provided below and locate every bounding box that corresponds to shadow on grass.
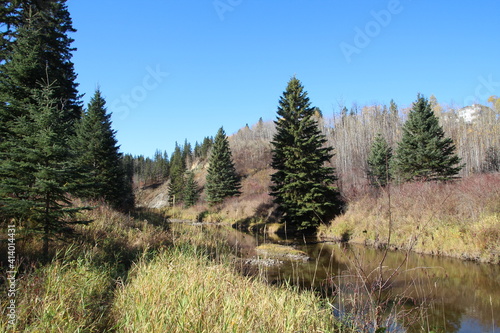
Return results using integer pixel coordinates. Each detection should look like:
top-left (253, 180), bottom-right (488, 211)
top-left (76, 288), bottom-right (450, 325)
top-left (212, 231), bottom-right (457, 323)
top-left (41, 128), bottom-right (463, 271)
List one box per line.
top-left (0, 206), bottom-right (173, 332)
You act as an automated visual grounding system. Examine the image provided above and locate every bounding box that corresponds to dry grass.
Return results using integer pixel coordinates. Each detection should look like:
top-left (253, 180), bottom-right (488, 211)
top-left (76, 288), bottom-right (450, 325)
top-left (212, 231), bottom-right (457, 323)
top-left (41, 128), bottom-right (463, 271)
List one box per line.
top-left (0, 203), bottom-right (172, 332)
top-left (163, 169), bottom-right (275, 225)
top-left (318, 173), bottom-right (500, 263)
top-left (0, 252), bottom-right (113, 332)
top-left (1, 205), bottom-right (341, 332)
top-left (112, 245), bottom-right (335, 333)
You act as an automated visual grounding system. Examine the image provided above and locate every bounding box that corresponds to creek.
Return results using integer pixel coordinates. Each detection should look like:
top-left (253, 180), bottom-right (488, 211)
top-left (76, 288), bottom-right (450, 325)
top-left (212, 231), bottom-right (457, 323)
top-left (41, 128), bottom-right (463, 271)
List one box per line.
top-left (214, 224), bottom-right (500, 333)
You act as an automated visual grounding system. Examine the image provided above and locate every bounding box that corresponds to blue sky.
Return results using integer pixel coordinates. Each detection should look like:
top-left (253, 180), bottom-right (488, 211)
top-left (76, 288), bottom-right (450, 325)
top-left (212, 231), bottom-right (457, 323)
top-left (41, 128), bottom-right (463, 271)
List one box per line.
top-left (67, 0), bottom-right (500, 157)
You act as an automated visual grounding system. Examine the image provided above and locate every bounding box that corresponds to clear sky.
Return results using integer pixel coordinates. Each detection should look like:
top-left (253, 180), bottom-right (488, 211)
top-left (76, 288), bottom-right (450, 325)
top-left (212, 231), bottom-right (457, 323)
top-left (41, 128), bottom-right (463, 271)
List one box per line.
top-left (67, 0), bottom-right (500, 157)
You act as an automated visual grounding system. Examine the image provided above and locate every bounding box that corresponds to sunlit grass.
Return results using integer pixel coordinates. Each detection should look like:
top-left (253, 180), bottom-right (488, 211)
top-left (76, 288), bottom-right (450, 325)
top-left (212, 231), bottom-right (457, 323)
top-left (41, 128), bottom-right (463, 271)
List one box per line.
top-left (0, 251), bottom-right (113, 332)
top-left (112, 245), bottom-right (335, 333)
top-left (318, 173), bottom-right (500, 263)
top-left (1, 205), bottom-right (342, 332)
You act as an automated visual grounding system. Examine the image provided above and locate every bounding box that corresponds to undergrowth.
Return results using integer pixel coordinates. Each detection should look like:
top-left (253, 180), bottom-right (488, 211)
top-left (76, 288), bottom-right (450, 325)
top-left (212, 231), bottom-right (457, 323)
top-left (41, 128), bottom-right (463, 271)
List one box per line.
top-left (318, 173), bottom-right (500, 263)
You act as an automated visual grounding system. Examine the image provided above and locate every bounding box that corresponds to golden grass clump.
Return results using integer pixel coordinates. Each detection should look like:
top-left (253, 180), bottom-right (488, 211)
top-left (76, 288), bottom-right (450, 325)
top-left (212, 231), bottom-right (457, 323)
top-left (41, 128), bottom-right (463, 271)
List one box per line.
top-left (112, 247), bottom-right (335, 333)
top-left (0, 253), bottom-right (112, 332)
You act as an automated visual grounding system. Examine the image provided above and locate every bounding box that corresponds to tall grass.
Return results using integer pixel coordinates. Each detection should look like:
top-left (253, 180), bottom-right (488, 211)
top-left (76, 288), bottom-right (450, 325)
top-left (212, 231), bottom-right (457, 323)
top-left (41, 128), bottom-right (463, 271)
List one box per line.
top-left (0, 203), bottom-right (171, 332)
top-left (0, 249), bottom-right (113, 332)
top-left (1, 205), bottom-right (343, 332)
top-left (318, 173), bottom-right (500, 263)
top-left (112, 245), bottom-right (335, 333)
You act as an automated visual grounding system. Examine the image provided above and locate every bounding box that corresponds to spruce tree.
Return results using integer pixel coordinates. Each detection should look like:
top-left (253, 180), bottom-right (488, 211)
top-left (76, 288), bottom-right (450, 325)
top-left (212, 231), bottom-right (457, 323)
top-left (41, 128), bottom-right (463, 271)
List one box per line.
top-left (152, 149), bottom-right (169, 182)
top-left (168, 143), bottom-right (186, 205)
top-left (0, 82), bottom-right (88, 257)
top-left (205, 127), bottom-right (241, 205)
top-left (367, 134), bottom-right (392, 187)
top-left (270, 77), bottom-right (341, 231)
top-left (389, 99), bottom-right (398, 119)
top-left (392, 94), bottom-right (463, 182)
top-left (0, 0), bottom-right (81, 128)
top-left (183, 171), bottom-right (199, 208)
top-left (72, 89), bottom-right (132, 210)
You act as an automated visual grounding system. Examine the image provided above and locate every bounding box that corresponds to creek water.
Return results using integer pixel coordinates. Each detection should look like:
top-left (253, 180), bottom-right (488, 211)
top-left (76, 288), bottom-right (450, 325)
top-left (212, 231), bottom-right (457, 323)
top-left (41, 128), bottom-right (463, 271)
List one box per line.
top-left (218, 225), bottom-right (499, 333)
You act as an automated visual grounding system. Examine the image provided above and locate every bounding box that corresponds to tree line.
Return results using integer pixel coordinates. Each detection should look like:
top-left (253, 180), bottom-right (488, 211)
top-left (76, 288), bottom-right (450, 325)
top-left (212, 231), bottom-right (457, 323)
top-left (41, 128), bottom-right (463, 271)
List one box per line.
top-left (0, 1), bottom-right (133, 257)
top-left (1, 1), bottom-right (497, 252)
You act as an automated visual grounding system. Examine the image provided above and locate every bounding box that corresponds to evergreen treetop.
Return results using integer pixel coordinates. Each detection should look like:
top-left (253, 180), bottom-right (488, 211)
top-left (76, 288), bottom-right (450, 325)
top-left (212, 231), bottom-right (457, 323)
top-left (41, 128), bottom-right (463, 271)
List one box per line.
top-left (393, 94), bottom-right (463, 182)
top-left (367, 133), bottom-right (392, 187)
top-left (205, 127), bottom-right (241, 205)
top-left (270, 77), bottom-right (341, 231)
top-left (0, 0), bottom-right (81, 127)
top-left (72, 89), bottom-right (132, 210)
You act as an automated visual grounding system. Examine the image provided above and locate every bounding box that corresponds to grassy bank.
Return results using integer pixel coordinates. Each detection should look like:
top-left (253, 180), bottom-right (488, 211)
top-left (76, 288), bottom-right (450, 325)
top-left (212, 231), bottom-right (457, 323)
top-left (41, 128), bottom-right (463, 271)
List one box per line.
top-left (318, 173), bottom-right (500, 263)
top-left (1, 204), bottom-right (339, 332)
top-left (112, 247), bottom-right (334, 332)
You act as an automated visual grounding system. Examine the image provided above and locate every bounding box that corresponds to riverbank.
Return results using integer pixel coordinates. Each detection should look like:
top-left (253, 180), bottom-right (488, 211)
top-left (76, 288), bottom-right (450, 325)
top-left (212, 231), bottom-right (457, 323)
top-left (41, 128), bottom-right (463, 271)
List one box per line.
top-left (0, 205), bottom-right (337, 332)
top-left (137, 172), bottom-right (499, 264)
top-left (318, 173), bottom-right (500, 264)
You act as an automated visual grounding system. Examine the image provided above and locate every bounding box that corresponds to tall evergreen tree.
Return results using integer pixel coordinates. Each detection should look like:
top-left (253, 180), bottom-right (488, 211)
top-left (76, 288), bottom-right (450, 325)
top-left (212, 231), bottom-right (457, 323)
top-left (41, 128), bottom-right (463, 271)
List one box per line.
top-left (389, 99), bottom-right (398, 119)
top-left (0, 82), bottom-right (87, 257)
top-left (367, 133), bottom-right (392, 187)
top-left (392, 94), bottom-right (463, 182)
top-left (183, 171), bottom-right (199, 208)
top-left (152, 149), bottom-right (169, 182)
top-left (182, 139), bottom-right (193, 168)
top-left (72, 89), bottom-right (132, 211)
top-left (205, 127), bottom-right (241, 205)
top-left (168, 143), bottom-right (186, 205)
top-left (0, 1), bottom-right (81, 219)
top-left (270, 77), bottom-right (341, 231)
top-left (0, 0), bottom-right (81, 129)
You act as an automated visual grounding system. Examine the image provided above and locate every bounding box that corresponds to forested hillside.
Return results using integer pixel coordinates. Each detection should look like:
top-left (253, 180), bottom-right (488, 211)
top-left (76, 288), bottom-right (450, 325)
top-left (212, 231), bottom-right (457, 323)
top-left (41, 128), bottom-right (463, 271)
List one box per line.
top-left (135, 96), bottom-right (499, 207)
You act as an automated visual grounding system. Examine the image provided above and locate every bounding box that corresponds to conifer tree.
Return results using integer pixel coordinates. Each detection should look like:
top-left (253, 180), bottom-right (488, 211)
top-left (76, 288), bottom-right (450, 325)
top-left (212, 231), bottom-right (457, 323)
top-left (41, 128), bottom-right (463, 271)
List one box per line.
top-left (72, 89), bottom-right (133, 211)
top-left (389, 99), bottom-right (398, 119)
top-left (183, 171), bottom-right (199, 208)
top-left (392, 94), bottom-right (463, 182)
top-left (367, 134), bottom-right (392, 187)
top-left (152, 149), bottom-right (169, 182)
top-left (270, 77), bottom-right (341, 231)
top-left (0, 82), bottom-right (88, 257)
top-left (205, 127), bottom-right (241, 205)
top-left (168, 143), bottom-right (186, 205)
top-left (0, 0), bottom-right (81, 129)
top-left (182, 139), bottom-right (193, 168)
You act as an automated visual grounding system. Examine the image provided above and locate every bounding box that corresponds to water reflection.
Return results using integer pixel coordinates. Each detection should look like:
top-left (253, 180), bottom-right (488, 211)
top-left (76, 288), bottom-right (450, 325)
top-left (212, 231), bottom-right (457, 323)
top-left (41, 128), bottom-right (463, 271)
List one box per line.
top-left (209, 225), bottom-right (499, 333)
top-left (275, 241), bottom-right (498, 333)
